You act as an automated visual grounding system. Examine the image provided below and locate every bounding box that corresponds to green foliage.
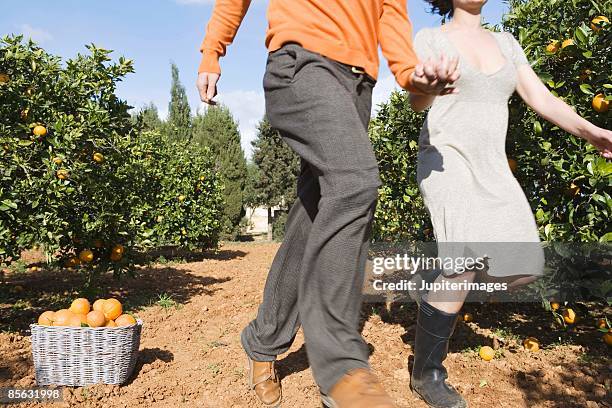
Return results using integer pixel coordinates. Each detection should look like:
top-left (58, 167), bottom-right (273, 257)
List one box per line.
top-left (504, 0), bottom-right (611, 243)
top-left (250, 119), bottom-right (300, 209)
top-left (192, 105), bottom-right (248, 238)
top-left (0, 36), bottom-right (223, 275)
top-left (369, 91), bottom-right (432, 242)
top-left (167, 63), bottom-right (192, 141)
top-left (134, 103), bottom-right (162, 131)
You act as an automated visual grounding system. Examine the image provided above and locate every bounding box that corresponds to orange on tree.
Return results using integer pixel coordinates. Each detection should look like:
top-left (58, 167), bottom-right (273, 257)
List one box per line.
top-left (0, 73), bottom-right (9, 83)
top-left (563, 308), bottom-right (577, 324)
top-left (523, 337), bottom-right (540, 352)
top-left (546, 40), bottom-right (560, 53)
top-left (596, 318), bottom-right (608, 329)
top-left (38, 311), bottom-right (55, 326)
top-left (507, 158), bottom-right (518, 173)
top-left (463, 313), bottom-right (473, 323)
top-left (591, 15), bottom-right (609, 31)
top-left (479, 346), bottom-right (495, 361)
top-left (78, 249), bottom-right (94, 263)
top-left (105, 320), bottom-right (117, 328)
top-left (92, 299), bottom-right (107, 312)
top-left (592, 94), bottom-right (609, 113)
top-left (52, 157), bottom-right (63, 165)
top-left (604, 332), bottom-right (612, 346)
top-left (56, 169), bottom-right (70, 180)
top-left (102, 298), bottom-right (123, 320)
top-left (110, 251), bottom-right (122, 262)
top-left (53, 309), bottom-right (75, 326)
top-left (561, 38), bottom-right (574, 49)
top-left (178, 194), bottom-right (186, 202)
top-left (550, 301), bottom-right (560, 311)
top-left (112, 244), bottom-right (125, 255)
top-left (69, 298), bottom-right (91, 315)
top-left (86, 310), bottom-right (106, 328)
top-left (92, 152), bottom-right (105, 163)
top-left (33, 125), bottom-right (47, 137)
top-left (115, 314), bottom-right (136, 327)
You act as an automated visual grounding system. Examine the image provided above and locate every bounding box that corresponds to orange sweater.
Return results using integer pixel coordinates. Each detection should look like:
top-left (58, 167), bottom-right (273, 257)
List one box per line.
top-left (199, 0), bottom-right (419, 91)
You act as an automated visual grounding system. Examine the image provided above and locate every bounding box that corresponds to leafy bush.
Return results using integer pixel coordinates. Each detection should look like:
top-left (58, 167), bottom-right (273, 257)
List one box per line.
top-left (0, 36), bottom-right (223, 275)
top-left (504, 0), bottom-right (611, 243)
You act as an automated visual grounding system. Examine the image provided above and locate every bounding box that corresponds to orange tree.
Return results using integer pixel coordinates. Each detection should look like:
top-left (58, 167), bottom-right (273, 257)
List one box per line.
top-left (0, 36), bottom-right (223, 276)
top-left (504, 0), bottom-right (611, 243)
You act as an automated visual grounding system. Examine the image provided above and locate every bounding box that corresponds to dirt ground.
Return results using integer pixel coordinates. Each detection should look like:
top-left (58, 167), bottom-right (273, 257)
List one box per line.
top-left (0, 242), bottom-right (610, 407)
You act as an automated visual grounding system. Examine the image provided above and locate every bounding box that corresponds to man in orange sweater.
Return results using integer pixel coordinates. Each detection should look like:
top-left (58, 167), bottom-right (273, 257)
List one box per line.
top-left (197, 1), bottom-right (458, 407)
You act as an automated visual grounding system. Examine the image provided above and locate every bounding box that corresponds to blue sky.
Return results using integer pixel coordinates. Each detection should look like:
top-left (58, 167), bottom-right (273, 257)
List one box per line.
top-left (2, 0), bottom-right (509, 156)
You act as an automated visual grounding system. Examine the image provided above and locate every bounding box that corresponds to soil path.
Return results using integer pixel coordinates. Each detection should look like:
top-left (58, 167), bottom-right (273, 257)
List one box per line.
top-left (0, 242), bottom-right (609, 407)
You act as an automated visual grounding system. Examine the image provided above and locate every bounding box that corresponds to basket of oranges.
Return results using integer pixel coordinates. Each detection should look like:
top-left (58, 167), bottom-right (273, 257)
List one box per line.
top-left (30, 297), bottom-right (142, 386)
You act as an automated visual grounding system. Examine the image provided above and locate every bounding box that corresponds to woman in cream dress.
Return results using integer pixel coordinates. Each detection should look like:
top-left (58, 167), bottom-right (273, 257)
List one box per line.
top-left (406, 1), bottom-right (612, 408)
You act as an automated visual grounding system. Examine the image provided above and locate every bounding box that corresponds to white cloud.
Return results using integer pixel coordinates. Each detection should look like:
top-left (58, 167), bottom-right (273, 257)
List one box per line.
top-left (198, 89), bottom-right (265, 159)
top-left (18, 24), bottom-right (53, 44)
top-left (372, 74), bottom-right (400, 114)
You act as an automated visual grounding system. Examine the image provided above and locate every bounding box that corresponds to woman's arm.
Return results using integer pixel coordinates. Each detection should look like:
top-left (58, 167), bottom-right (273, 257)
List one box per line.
top-left (516, 65), bottom-right (612, 158)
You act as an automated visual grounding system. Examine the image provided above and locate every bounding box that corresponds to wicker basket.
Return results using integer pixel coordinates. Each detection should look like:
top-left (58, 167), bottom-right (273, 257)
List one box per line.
top-left (30, 320), bottom-right (142, 386)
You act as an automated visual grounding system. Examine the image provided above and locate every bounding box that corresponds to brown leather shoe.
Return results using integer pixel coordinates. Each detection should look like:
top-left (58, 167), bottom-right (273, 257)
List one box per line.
top-left (321, 368), bottom-right (397, 408)
top-left (246, 354), bottom-right (282, 407)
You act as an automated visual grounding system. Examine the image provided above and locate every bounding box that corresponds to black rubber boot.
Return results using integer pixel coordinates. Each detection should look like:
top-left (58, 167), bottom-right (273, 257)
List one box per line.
top-left (410, 301), bottom-right (468, 408)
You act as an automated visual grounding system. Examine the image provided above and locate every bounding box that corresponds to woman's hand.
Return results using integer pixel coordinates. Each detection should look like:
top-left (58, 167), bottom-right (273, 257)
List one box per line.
top-left (583, 125), bottom-right (612, 159)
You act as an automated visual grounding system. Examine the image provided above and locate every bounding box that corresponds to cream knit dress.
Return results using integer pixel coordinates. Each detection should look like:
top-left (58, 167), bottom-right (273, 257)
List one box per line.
top-left (415, 27), bottom-right (545, 277)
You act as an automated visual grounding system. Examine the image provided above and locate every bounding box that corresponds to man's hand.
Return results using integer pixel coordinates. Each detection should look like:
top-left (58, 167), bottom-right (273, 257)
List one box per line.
top-left (197, 72), bottom-right (220, 105)
top-left (411, 54), bottom-right (460, 96)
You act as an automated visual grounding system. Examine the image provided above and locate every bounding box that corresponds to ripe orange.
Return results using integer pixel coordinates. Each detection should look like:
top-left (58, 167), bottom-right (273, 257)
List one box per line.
top-left (76, 314), bottom-right (88, 325)
top-left (69, 298), bottom-right (91, 315)
top-left (479, 346), bottom-right (495, 361)
top-left (591, 16), bottom-right (609, 31)
top-left (53, 309), bottom-right (75, 326)
top-left (86, 310), bottom-right (106, 328)
top-left (93, 299), bottom-right (107, 312)
top-left (115, 314), bottom-right (137, 327)
top-left (523, 337), bottom-right (540, 352)
top-left (102, 298), bottom-right (123, 320)
top-left (78, 249), bottom-right (94, 264)
top-left (550, 301), bottom-right (560, 311)
top-left (92, 152), bottom-right (105, 163)
top-left (110, 252), bottom-right (123, 262)
top-left (563, 308), bottom-right (577, 324)
top-left (592, 94), bottom-right (609, 113)
top-left (604, 332), bottom-right (612, 346)
top-left (105, 320), bottom-right (117, 328)
top-left (596, 318), bottom-right (608, 330)
top-left (38, 311), bottom-right (56, 326)
top-left (546, 40), bottom-right (560, 53)
top-left (56, 169), bottom-right (70, 180)
top-left (52, 157), bottom-right (63, 165)
top-left (463, 313), bottom-right (474, 323)
top-left (33, 125), bottom-right (47, 137)
top-left (507, 158), bottom-right (518, 173)
top-left (112, 244), bottom-right (125, 255)
top-left (561, 39), bottom-right (574, 49)
top-left (0, 73), bottom-right (9, 84)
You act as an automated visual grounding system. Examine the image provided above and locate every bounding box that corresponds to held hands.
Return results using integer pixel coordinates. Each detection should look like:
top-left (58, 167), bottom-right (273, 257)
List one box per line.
top-left (584, 125), bottom-right (612, 159)
top-left (411, 54), bottom-right (460, 95)
top-left (197, 72), bottom-right (220, 105)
